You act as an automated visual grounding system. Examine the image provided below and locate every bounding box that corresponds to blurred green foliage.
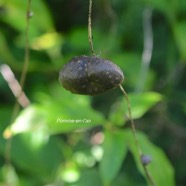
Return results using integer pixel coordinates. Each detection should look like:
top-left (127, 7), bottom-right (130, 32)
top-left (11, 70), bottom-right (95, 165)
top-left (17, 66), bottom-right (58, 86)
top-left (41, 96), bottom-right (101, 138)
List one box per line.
top-left (0, 0), bottom-right (186, 185)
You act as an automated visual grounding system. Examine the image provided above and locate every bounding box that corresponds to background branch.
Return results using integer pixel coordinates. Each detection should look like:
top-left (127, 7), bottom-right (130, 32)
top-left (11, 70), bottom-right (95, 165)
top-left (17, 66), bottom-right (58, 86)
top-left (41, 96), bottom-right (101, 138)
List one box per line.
top-left (136, 7), bottom-right (153, 92)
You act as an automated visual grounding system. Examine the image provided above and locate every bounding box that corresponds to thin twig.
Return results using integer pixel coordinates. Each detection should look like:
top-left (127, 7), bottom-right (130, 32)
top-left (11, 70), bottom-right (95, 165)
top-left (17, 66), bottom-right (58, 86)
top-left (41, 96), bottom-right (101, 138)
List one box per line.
top-left (119, 84), bottom-right (156, 186)
top-left (20, 0), bottom-right (32, 89)
top-left (12, 0), bottom-right (32, 120)
top-left (4, 0), bottom-right (32, 165)
top-left (10, 0), bottom-right (32, 121)
top-left (88, 0), bottom-right (95, 56)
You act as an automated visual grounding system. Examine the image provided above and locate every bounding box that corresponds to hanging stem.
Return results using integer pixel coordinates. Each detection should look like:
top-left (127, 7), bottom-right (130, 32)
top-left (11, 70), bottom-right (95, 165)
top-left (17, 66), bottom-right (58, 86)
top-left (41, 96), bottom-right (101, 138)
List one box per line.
top-left (88, 0), bottom-right (95, 56)
top-left (119, 85), bottom-right (142, 155)
top-left (119, 84), bottom-right (156, 186)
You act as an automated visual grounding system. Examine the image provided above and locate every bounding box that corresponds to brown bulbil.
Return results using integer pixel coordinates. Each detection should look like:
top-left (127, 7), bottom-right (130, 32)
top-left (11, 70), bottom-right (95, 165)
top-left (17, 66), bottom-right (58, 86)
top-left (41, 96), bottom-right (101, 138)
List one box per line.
top-left (59, 56), bottom-right (124, 95)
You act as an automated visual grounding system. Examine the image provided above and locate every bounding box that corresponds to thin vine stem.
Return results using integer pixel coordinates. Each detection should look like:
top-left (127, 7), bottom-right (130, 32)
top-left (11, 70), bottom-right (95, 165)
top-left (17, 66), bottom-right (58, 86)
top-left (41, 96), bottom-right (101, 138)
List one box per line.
top-left (88, 0), bottom-right (95, 56)
top-left (119, 84), bottom-right (156, 186)
top-left (4, 0), bottom-right (32, 165)
top-left (20, 0), bottom-right (32, 89)
top-left (11, 0), bottom-right (32, 122)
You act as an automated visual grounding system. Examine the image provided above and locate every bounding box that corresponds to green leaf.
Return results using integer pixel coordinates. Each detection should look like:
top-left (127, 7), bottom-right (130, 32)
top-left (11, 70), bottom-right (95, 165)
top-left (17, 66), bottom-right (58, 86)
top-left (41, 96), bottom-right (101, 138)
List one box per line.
top-left (67, 27), bottom-right (111, 55)
top-left (124, 129), bottom-right (175, 186)
top-left (99, 130), bottom-right (128, 185)
top-left (145, 0), bottom-right (176, 23)
top-left (110, 172), bottom-right (145, 186)
top-left (3, 0), bottom-right (53, 35)
top-left (111, 53), bottom-right (141, 87)
top-left (68, 28), bottom-right (89, 50)
top-left (10, 133), bottom-right (63, 182)
top-left (5, 104), bottom-right (48, 138)
top-left (126, 92), bottom-right (162, 119)
top-left (0, 106), bottom-right (12, 133)
top-left (75, 169), bottom-right (102, 186)
top-left (43, 89), bottom-right (105, 134)
top-left (41, 85), bottom-right (106, 134)
top-left (109, 92), bottom-right (163, 126)
top-left (7, 84), bottom-right (106, 135)
top-left (174, 21), bottom-right (186, 60)
top-left (1, 165), bottom-right (19, 186)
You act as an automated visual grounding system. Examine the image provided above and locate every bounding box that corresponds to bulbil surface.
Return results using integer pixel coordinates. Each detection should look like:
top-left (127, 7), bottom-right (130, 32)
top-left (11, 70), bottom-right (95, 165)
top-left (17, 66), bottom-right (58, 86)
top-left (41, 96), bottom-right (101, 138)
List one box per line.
top-left (59, 56), bottom-right (124, 95)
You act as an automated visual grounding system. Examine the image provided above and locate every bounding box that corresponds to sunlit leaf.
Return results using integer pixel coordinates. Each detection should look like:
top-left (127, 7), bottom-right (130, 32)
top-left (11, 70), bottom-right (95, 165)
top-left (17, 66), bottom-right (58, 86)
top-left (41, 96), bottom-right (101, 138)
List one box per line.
top-left (31, 32), bottom-right (62, 50)
top-left (5, 104), bottom-right (47, 137)
top-left (7, 83), bottom-right (106, 136)
top-left (60, 164), bottom-right (80, 183)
